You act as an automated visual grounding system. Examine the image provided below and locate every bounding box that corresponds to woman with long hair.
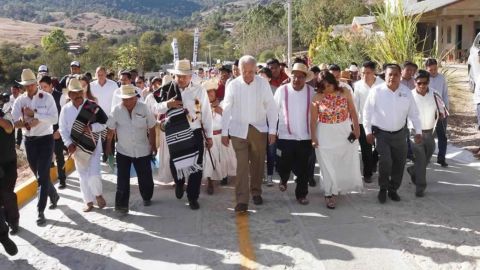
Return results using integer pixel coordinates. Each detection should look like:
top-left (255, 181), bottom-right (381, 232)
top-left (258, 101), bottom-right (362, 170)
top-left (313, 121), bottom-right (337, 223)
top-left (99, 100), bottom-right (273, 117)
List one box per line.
top-left (310, 71), bottom-right (363, 209)
top-left (78, 74), bottom-right (97, 102)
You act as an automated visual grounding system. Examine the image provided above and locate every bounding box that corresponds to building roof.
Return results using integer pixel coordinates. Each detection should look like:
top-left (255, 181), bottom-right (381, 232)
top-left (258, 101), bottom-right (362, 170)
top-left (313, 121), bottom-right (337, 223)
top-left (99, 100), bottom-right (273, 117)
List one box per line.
top-left (405, 0), bottom-right (460, 15)
top-left (352, 16), bottom-right (376, 26)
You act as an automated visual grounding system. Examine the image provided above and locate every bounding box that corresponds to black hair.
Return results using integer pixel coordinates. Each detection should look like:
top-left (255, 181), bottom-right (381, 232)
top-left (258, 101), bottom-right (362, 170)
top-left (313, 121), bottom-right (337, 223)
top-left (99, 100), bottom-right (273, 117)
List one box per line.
top-left (258, 67), bottom-right (273, 79)
top-left (198, 67), bottom-right (204, 72)
top-left (38, 75), bottom-right (53, 85)
top-left (384, 63), bottom-right (402, 73)
top-left (293, 57), bottom-right (307, 65)
top-left (233, 59), bottom-right (239, 66)
top-left (424, 58), bottom-right (438, 67)
top-left (414, 69), bottom-right (430, 81)
top-left (350, 62), bottom-right (358, 66)
top-left (120, 71), bottom-right (132, 80)
top-left (310, 66), bottom-right (321, 73)
top-left (403, 61), bottom-right (418, 69)
top-left (136, 75), bottom-right (145, 82)
top-left (266, 58), bottom-right (280, 66)
top-left (328, 64), bottom-right (341, 71)
top-left (362, 61), bottom-right (377, 70)
top-left (317, 70), bottom-right (340, 93)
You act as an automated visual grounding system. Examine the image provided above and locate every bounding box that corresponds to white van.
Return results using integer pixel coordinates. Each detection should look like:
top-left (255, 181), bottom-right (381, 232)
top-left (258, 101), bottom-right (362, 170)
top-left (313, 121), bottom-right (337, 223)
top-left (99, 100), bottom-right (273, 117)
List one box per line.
top-left (467, 33), bottom-right (480, 92)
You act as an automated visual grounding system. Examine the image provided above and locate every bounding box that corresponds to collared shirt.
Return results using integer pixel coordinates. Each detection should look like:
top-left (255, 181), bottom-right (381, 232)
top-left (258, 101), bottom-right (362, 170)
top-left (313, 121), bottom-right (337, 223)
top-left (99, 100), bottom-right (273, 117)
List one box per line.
top-left (222, 75), bottom-right (279, 139)
top-left (155, 82), bottom-right (213, 138)
top-left (363, 83), bottom-right (422, 135)
top-left (353, 77), bottom-right (384, 124)
top-left (274, 83), bottom-right (315, 140)
top-left (12, 90), bottom-right (58, 137)
top-left (90, 79), bottom-right (118, 114)
top-left (110, 86), bottom-right (143, 113)
top-left (429, 73), bottom-right (449, 109)
top-left (400, 77), bottom-right (415, 90)
top-left (410, 89), bottom-right (438, 130)
top-left (59, 99), bottom-right (106, 147)
top-left (107, 101), bottom-right (156, 158)
top-left (3, 95), bottom-right (15, 114)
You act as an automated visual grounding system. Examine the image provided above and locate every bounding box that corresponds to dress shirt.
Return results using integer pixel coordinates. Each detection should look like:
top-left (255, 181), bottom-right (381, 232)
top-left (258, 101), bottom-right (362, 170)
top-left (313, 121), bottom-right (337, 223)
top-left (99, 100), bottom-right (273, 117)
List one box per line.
top-left (221, 75), bottom-right (279, 139)
top-left (11, 90), bottom-right (58, 137)
top-left (90, 79), bottom-right (118, 114)
top-left (274, 83), bottom-right (315, 140)
top-left (410, 89), bottom-right (438, 130)
top-left (400, 77), bottom-right (415, 90)
top-left (474, 76), bottom-right (480, 105)
top-left (353, 77), bottom-right (384, 124)
top-left (363, 83), bottom-right (422, 135)
top-left (428, 73), bottom-right (449, 109)
top-left (59, 100), bottom-right (106, 147)
top-left (110, 86), bottom-right (143, 113)
top-left (3, 95), bottom-right (15, 114)
top-left (155, 82), bottom-right (213, 138)
top-left (107, 101), bottom-right (156, 158)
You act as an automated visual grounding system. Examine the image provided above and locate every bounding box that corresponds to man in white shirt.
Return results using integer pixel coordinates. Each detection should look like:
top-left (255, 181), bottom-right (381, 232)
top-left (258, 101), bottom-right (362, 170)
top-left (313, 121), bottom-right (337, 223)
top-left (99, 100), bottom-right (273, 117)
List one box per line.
top-left (406, 71), bottom-right (439, 198)
top-left (400, 61), bottom-right (417, 90)
top-left (155, 60), bottom-right (213, 210)
top-left (354, 61), bottom-right (384, 183)
top-left (11, 69), bottom-right (59, 225)
top-left (363, 64), bottom-right (422, 204)
top-left (90, 66), bottom-right (118, 162)
top-left (3, 86), bottom-right (23, 148)
top-left (425, 58), bottom-right (449, 167)
top-left (221, 55), bottom-right (279, 213)
top-left (273, 63), bottom-right (315, 205)
top-left (111, 71), bottom-right (143, 112)
top-left (106, 85), bottom-right (157, 214)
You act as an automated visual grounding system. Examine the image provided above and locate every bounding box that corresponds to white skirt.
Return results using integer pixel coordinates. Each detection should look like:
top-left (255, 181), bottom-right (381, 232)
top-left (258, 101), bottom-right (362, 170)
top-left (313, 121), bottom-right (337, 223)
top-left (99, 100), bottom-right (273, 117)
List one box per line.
top-left (203, 135), bottom-right (237, 180)
top-left (157, 129), bottom-right (174, 184)
top-left (315, 120), bottom-right (363, 196)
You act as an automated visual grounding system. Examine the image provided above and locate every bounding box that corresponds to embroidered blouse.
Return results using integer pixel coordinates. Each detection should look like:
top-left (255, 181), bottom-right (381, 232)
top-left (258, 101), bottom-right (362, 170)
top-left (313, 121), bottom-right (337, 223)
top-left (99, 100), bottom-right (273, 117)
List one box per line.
top-left (317, 92), bottom-right (349, 124)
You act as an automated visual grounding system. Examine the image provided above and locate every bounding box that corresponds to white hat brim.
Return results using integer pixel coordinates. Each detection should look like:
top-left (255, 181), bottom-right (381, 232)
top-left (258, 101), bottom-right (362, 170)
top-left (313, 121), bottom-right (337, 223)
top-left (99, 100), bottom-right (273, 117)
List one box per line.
top-left (17, 79), bottom-right (37, 86)
top-left (286, 69), bottom-right (316, 82)
top-left (117, 93), bottom-right (137, 99)
top-left (167, 69), bottom-right (193, 76)
top-left (67, 89), bottom-right (84, 92)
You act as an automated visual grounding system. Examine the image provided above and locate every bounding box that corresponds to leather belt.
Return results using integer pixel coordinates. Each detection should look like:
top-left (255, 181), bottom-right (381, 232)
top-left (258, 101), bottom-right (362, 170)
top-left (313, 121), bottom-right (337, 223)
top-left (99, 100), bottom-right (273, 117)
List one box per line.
top-left (213, 130), bottom-right (222, 136)
top-left (372, 126), bottom-right (403, 134)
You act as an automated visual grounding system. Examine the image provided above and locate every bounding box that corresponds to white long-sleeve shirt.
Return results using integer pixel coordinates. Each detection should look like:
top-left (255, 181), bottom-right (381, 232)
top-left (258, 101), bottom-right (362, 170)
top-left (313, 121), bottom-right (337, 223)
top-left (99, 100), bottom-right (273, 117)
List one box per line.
top-left (429, 73), bottom-right (449, 109)
top-left (353, 77), bottom-right (384, 124)
top-left (155, 82), bottom-right (213, 138)
top-left (59, 99), bottom-right (106, 147)
top-left (410, 89), bottom-right (438, 130)
top-left (363, 83), bottom-right (422, 135)
top-left (274, 83), bottom-right (315, 140)
top-left (11, 90), bottom-right (58, 137)
top-left (221, 75), bottom-right (279, 139)
top-left (90, 79), bottom-right (118, 114)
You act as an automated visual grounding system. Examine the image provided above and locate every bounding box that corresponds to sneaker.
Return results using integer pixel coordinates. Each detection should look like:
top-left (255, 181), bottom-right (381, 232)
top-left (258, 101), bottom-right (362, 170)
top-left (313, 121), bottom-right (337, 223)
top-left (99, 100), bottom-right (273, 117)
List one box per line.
top-left (378, 189), bottom-right (387, 204)
top-left (9, 221), bottom-right (19, 235)
top-left (189, 200), bottom-right (200, 210)
top-left (0, 236), bottom-right (18, 256)
top-left (388, 190), bottom-right (401, 202)
top-left (266, 175), bottom-right (274, 187)
top-left (252, 195), bottom-right (263, 205)
top-left (234, 203), bottom-right (248, 213)
top-left (36, 212), bottom-right (46, 226)
top-left (175, 182), bottom-right (185, 199)
top-left (436, 160), bottom-right (448, 167)
top-left (49, 193), bottom-right (60, 210)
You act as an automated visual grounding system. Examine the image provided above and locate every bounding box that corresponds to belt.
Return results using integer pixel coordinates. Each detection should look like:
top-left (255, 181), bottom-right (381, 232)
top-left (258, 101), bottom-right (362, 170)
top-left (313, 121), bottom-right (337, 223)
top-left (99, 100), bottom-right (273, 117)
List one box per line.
top-left (372, 126), bottom-right (404, 134)
top-left (213, 130), bottom-right (222, 135)
top-left (25, 134), bottom-right (52, 141)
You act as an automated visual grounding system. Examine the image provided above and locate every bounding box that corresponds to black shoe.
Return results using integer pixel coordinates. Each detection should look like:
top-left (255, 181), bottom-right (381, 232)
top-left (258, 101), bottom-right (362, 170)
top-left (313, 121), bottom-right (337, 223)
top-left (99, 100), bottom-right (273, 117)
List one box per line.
top-left (372, 163), bottom-right (378, 173)
top-left (58, 181), bottom-right (67, 190)
top-left (415, 190), bottom-right (425, 197)
top-left (308, 178), bottom-right (317, 187)
top-left (36, 212), bottom-right (46, 226)
top-left (234, 203), bottom-right (248, 213)
top-left (0, 236), bottom-right (18, 256)
top-left (114, 207), bottom-right (129, 214)
top-left (9, 221), bottom-right (19, 235)
top-left (252, 195), bottom-right (263, 205)
top-left (175, 182), bottom-right (185, 199)
top-left (220, 177), bottom-right (228, 186)
top-left (437, 160), bottom-right (448, 167)
top-left (189, 200), bottom-right (200, 210)
top-left (378, 189), bottom-right (387, 204)
top-left (406, 167), bottom-right (416, 184)
top-left (388, 190), bottom-right (401, 201)
top-left (49, 193), bottom-right (60, 210)
top-left (143, 200), bottom-right (152, 206)
top-left (363, 175), bottom-right (372, 183)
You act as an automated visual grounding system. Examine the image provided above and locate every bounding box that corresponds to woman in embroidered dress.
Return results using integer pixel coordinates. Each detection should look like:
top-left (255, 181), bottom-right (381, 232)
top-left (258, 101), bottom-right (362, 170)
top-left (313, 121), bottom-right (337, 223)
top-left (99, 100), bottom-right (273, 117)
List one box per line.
top-left (202, 79), bottom-right (237, 194)
top-left (310, 71), bottom-right (363, 209)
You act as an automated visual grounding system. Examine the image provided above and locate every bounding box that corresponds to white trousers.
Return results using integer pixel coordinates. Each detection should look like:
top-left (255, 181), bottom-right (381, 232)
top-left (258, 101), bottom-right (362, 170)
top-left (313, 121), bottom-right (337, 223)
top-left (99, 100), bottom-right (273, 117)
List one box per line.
top-left (74, 143), bottom-right (103, 203)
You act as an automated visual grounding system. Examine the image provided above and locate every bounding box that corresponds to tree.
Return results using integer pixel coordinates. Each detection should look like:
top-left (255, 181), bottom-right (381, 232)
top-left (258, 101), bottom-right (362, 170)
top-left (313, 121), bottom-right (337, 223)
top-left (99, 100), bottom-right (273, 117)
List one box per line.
top-left (78, 38), bottom-right (115, 73)
top-left (113, 44), bottom-right (140, 71)
top-left (41, 29), bottom-right (69, 52)
top-left (139, 31), bottom-right (165, 47)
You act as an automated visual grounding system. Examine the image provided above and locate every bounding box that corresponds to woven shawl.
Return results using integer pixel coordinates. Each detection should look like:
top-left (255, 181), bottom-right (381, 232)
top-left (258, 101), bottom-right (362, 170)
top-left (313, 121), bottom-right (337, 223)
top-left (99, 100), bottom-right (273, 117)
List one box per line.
top-left (71, 100), bottom-right (108, 155)
top-left (153, 82), bottom-right (201, 179)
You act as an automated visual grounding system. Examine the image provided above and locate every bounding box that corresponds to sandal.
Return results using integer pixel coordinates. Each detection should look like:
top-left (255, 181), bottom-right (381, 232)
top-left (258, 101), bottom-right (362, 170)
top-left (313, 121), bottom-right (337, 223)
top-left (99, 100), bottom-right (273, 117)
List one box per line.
top-left (96, 195), bottom-right (106, 209)
top-left (83, 202), bottom-right (94, 212)
top-left (297, 198), bottom-right (309, 205)
top-left (279, 183), bottom-right (287, 192)
top-left (325, 196), bottom-right (335, 209)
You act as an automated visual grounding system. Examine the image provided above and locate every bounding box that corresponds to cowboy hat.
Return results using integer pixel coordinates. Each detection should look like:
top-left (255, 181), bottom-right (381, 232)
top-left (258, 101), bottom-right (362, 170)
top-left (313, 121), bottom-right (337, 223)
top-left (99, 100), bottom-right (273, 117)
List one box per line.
top-left (17, 69), bottom-right (37, 86)
top-left (202, 79), bottom-right (218, 91)
top-left (319, 63), bottom-right (328, 71)
top-left (339, 70), bottom-right (352, 82)
top-left (167, 59), bottom-right (193, 76)
top-left (117, 84), bottom-right (137, 99)
top-left (67, 78), bottom-right (84, 92)
top-left (286, 63), bottom-right (315, 82)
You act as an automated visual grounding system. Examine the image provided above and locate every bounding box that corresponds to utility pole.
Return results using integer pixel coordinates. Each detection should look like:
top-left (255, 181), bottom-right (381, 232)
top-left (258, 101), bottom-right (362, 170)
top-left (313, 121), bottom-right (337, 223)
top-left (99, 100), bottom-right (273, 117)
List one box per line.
top-left (287, 0), bottom-right (292, 68)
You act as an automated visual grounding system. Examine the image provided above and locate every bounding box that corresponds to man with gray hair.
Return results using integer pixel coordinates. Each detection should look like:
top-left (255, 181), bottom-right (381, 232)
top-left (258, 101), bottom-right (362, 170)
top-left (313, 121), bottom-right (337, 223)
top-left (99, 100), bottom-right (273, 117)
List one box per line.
top-left (222, 55), bottom-right (279, 213)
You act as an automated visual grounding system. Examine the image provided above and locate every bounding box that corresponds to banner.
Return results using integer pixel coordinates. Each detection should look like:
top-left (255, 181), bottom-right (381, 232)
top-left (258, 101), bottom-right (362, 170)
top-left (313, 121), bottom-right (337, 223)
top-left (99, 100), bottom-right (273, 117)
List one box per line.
top-left (192, 28), bottom-right (200, 67)
top-left (171, 38), bottom-right (179, 63)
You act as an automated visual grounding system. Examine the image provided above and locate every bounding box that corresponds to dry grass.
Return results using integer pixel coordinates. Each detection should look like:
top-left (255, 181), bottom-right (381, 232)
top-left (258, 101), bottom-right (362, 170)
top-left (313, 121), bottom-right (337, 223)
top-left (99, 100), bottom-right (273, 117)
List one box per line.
top-left (47, 12), bottom-right (137, 34)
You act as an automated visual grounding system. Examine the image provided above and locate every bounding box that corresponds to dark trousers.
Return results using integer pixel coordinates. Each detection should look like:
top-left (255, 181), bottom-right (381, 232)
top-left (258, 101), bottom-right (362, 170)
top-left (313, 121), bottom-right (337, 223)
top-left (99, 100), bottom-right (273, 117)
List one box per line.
top-left (115, 152), bottom-right (154, 208)
top-left (169, 129), bottom-right (204, 202)
top-left (266, 141), bottom-right (277, 176)
top-left (375, 129), bottom-right (408, 191)
top-left (409, 131), bottom-right (435, 193)
top-left (15, 129), bottom-right (22, 147)
top-left (359, 124), bottom-right (378, 177)
top-left (435, 118), bottom-right (448, 162)
top-left (0, 207), bottom-right (8, 239)
top-left (54, 138), bottom-right (66, 183)
top-left (276, 139), bottom-right (312, 199)
top-left (25, 135), bottom-right (58, 213)
top-left (306, 149), bottom-right (316, 181)
top-left (0, 160), bottom-right (18, 227)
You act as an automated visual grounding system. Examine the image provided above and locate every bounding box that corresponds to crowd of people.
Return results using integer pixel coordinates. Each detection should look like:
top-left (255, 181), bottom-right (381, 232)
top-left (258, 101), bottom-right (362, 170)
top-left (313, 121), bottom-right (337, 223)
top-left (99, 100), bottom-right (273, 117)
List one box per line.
top-left (0, 55), bottom-right (450, 256)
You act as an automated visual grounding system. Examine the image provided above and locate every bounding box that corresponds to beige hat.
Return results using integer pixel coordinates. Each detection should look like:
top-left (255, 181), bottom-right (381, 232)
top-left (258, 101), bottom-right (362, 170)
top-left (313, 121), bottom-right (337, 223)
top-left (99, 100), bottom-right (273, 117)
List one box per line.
top-left (17, 69), bottom-right (37, 86)
top-left (319, 63), bottom-right (328, 71)
top-left (202, 79), bottom-right (219, 91)
top-left (286, 63), bottom-right (315, 82)
top-left (161, 74), bottom-right (173, 87)
top-left (67, 78), bottom-right (84, 92)
top-left (339, 70), bottom-right (352, 82)
top-left (167, 59), bottom-right (193, 76)
top-left (117, 84), bottom-right (137, 99)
